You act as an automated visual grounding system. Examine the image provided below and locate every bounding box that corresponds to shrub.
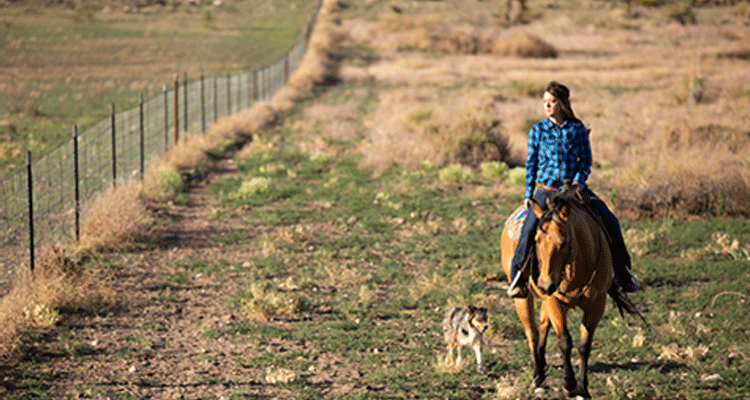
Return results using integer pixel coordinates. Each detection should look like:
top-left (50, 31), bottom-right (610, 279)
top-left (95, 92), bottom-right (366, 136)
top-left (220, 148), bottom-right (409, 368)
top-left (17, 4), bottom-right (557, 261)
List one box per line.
top-left (438, 163), bottom-right (474, 183)
top-left (480, 161), bottom-right (508, 179)
top-left (141, 165), bottom-right (186, 204)
top-left (508, 167), bottom-right (526, 186)
top-left (446, 118), bottom-right (510, 168)
top-left (238, 177), bottom-right (274, 197)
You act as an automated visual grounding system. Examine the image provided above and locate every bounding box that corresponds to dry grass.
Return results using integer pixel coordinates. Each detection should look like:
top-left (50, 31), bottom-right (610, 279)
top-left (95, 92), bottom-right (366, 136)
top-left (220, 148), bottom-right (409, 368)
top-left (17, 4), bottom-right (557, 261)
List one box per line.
top-left (78, 182), bottom-right (153, 253)
top-left (0, 247), bottom-right (115, 358)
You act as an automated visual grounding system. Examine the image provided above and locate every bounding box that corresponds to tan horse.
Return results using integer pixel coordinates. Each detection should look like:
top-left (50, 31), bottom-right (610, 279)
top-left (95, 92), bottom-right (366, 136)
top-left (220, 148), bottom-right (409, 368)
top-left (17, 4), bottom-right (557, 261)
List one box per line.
top-left (501, 193), bottom-right (641, 399)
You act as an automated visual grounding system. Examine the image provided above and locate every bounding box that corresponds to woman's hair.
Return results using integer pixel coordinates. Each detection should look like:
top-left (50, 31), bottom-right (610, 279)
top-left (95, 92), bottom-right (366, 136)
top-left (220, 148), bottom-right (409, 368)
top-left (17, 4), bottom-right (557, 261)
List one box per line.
top-left (546, 81), bottom-right (580, 123)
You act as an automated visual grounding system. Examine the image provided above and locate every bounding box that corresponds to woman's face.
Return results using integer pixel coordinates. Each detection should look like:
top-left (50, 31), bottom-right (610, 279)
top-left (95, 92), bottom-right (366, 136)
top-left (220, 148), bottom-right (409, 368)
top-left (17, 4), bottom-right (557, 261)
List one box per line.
top-left (543, 91), bottom-right (560, 119)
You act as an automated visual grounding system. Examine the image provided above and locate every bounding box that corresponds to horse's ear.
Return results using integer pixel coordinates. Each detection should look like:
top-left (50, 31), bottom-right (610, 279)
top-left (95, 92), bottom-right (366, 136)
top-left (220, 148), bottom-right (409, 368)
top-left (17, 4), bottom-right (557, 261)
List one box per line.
top-left (532, 199), bottom-right (544, 218)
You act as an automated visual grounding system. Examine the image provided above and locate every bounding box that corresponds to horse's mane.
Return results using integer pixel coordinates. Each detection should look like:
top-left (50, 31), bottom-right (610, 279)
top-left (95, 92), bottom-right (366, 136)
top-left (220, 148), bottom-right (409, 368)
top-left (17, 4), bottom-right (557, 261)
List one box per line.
top-left (539, 189), bottom-right (586, 227)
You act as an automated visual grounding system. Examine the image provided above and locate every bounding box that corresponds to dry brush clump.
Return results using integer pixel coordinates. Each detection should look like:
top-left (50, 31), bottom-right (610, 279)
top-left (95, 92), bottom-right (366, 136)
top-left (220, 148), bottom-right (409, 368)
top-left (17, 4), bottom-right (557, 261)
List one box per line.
top-left (358, 87), bottom-right (513, 172)
top-left (78, 182), bottom-right (153, 253)
top-left (0, 247), bottom-right (116, 359)
top-left (603, 112), bottom-right (750, 219)
top-left (372, 19), bottom-right (557, 58)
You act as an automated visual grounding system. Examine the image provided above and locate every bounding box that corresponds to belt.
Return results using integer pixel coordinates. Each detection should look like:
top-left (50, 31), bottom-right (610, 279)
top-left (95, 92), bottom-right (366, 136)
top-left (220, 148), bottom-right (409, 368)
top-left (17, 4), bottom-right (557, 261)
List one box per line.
top-left (538, 183), bottom-right (558, 191)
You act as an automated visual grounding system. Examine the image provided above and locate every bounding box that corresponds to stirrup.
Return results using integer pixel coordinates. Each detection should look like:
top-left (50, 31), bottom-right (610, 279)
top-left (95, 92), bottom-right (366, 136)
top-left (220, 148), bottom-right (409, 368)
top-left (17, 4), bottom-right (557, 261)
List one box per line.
top-left (507, 272), bottom-right (527, 297)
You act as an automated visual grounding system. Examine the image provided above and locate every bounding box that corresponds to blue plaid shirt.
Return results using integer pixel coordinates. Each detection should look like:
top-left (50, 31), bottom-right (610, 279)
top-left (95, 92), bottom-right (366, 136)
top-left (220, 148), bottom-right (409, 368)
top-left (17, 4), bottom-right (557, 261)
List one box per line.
top-left (525, 118), bottom-right (591, 199)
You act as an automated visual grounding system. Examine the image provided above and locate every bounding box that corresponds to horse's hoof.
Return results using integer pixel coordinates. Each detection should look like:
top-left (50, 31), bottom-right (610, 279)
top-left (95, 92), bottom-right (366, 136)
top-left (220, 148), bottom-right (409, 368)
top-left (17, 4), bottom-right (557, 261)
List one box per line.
top-left (533, 387), bottom-right (551, 398)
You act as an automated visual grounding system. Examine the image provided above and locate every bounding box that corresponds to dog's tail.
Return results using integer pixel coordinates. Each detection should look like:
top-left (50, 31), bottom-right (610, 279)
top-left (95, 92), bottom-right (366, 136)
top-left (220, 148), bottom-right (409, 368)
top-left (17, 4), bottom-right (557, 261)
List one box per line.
top-left (608, 286), bottom-right (649, 328)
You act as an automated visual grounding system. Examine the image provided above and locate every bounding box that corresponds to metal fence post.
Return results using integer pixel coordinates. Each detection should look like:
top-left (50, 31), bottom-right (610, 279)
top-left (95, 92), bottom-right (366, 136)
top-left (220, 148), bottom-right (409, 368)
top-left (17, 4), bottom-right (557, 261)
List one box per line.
top-left (111, 103), bottom-right (117, 187)
top-left (26, 151), bottom-right (34, 273)
top-left (227, 72), bottom-right (232, 115)
top-left (74, 125), bottom-right (80, 243)
top-left (163, 84), bottom-right (169, 152)
top-left (173, 74), bottom-right (179, 145)
top-left (139, 94), bottom-right (145, 177)
top-left (213, 74), bottom-right (218, 123)
top-left (201, 69), bottom-right (206, 133)
top-left (253, 69), bottom-right (258, 102)
top-left (284, 52), bottom-right (289, 83)
top-left (183, 72), bottom-right (188, 135)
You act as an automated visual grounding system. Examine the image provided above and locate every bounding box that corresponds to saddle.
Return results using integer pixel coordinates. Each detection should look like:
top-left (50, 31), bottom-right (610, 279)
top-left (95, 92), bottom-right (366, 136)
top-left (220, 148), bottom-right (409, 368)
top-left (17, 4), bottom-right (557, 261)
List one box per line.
top-left (504, 185), bottom-right (612, 245)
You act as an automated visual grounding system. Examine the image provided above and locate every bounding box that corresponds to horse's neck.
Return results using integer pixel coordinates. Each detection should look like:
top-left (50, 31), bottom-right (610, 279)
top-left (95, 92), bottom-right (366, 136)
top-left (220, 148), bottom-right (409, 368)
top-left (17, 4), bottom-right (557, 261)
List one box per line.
top-left (568, 206), bottom-right (609, 273)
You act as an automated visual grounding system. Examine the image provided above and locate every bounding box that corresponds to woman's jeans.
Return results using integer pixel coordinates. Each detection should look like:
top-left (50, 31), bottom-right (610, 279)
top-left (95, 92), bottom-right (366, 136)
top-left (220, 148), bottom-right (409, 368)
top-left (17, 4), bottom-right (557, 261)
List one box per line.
top-left (509, 188), bottom-right (631, 283)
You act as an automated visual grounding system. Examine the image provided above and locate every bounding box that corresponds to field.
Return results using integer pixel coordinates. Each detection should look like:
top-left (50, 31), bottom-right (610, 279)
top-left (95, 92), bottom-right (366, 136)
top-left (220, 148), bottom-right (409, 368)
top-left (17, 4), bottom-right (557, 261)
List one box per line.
top-left (0, 0), bottom-right (317, 179)
top-left (2, 0), bottom-right (750, 399)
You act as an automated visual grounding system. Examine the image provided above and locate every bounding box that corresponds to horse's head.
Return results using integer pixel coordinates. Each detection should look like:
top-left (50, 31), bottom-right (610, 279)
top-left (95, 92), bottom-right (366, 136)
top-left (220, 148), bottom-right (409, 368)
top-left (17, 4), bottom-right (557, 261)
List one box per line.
top-left (531, 196), bottom-right (573, 296)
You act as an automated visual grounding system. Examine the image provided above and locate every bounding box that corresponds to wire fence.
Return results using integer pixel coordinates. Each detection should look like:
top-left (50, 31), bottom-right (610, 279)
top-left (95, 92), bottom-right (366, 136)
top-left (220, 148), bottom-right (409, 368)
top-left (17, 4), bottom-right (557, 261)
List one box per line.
top-left (0, 3), bottom-right (319, 295)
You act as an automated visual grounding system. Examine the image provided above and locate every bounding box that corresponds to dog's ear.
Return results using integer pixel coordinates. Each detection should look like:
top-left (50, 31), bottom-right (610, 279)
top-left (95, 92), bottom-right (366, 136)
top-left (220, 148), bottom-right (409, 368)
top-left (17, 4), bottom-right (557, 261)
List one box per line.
top-left (467, 305), bottom-right (477, 314)
top-left (478, 307), bottom-right (487, 314)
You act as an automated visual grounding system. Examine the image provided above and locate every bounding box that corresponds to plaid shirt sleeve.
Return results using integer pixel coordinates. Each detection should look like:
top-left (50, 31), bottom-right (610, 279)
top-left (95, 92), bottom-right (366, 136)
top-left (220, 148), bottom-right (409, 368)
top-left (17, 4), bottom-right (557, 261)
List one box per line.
top-left (524, 119), bottom-right (591, 199)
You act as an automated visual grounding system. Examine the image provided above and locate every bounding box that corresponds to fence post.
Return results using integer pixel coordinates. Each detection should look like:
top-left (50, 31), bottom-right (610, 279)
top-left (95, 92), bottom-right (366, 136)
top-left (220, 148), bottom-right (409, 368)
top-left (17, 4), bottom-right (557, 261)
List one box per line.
top-left (173, 74), bottom-right (179, 145)
top-left (183, 72), bottom-right (188, 135)
top-left (111, 103), bottom-right (117, 187)
top-left (26, 151), bottom-right (34, 273)
top-left (253, 69), bottom-right (258, 102)
top-left (213, 74), bottom-right (218, 123)
top-left (227, 72), bottom-right (232, 115)
top-left (249, 70), bottom-right (254, 106)
top-left (201, 69), bottom-right (206, 133)
top-left (163, 84), bottom-right (169, 153)
top-left (284, 52), bottom-right (289, 83)
top-left (73, 125), bottom-right (80, 243)
top-left (139, 94), bottom-right (145, 177)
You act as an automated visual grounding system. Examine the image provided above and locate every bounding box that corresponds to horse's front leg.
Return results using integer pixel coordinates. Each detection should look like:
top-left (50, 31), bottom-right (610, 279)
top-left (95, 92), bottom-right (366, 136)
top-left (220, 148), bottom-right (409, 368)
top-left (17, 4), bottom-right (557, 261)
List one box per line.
top-left (533, 298), bottom-right (553, 389)
top-left (571, 298), bottom-right (607, 399)
top-left (514, 297), bottom-right (545, 388)
top-left (545, 299), bottom-right (576, 394)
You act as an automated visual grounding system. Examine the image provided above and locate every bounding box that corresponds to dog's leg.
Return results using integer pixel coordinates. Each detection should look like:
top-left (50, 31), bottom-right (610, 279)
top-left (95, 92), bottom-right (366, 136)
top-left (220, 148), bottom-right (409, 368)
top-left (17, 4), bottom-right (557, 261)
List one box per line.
top-left (446, 342), bottom-right (454, 365)
top-left (472, 342), bottom-right (484, 372)
top-left (446, 330), bottom-right (458, 365)
top-left (456, 343), bottom-right (463, 367)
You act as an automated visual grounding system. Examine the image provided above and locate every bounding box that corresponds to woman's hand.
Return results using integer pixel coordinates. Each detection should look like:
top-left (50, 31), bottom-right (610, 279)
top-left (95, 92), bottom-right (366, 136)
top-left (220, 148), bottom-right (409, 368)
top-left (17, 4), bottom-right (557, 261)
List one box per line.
top-left (524, 198), bottom-right (533, 209)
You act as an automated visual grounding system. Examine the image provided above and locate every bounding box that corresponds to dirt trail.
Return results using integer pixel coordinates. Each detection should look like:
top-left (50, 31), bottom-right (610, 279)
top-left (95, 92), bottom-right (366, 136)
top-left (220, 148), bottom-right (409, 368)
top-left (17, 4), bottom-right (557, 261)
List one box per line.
top-left (3, 157), bottom-right (292, 399)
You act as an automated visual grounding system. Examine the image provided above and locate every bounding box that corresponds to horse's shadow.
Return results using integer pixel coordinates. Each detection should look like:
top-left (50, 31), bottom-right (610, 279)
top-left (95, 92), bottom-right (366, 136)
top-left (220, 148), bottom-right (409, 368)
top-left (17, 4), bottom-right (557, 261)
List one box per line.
top-left (590, 360), bottom-right (685, 374)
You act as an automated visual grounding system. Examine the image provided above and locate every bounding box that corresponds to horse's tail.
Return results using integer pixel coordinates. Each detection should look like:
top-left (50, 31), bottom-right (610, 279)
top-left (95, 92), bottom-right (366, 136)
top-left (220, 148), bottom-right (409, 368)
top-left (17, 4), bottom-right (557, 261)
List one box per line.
top-left (608, 285), bottom-right (649, 327)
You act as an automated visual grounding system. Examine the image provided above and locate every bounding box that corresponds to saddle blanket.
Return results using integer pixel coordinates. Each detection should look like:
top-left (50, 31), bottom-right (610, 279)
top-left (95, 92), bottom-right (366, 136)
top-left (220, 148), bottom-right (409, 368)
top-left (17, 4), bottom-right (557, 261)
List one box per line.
top-left (504, 205), bottom-right (528, 242)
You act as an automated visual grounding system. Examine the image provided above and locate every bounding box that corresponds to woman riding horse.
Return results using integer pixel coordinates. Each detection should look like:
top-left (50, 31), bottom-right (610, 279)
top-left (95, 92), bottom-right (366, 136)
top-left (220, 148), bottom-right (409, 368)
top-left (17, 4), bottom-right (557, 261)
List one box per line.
top-left (507, 81), bottom-right (639, 298)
